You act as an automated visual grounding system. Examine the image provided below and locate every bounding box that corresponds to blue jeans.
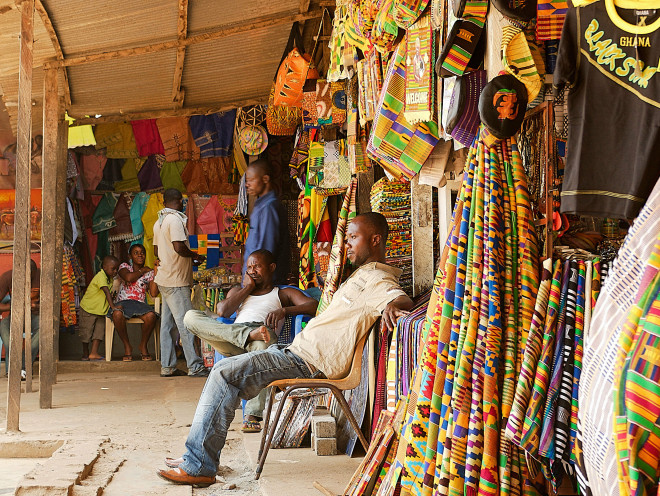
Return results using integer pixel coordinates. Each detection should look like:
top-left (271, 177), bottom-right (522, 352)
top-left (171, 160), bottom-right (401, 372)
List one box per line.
top-left (180, 345), bottom-right (311, 477)
top-left (158, 286), bottom-right (204, 375)
top-left (0, 312), bottom-right (40, 373)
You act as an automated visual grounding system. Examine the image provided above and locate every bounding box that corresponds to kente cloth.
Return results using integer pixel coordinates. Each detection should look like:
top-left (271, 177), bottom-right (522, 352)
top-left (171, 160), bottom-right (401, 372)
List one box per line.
top-left (613, 233), bottom-right (660, 496)
top-left (317, 177), bottom-right (357, 314)
top-left (316, 80), bottom-right (333, 125)
top-left (536, 0), bottom-right (568, 41)
top-left (130, 119), bottom-right (165, 157)
top-left (80, 154), bottom-right (106, 190)
top-left (180, 157), bottom-right (238, 195)
top-left (506, 258), bottom-right (555, 446)
top-left (93, 123), bottom-right (139, 159)
top-left (501, 26), bottom-right (544, 102)
top-left (579, 177), bottom-right (660, 496)
top-left (331, 81), bottom-right (348, 125)
top-left (308, 141), bottom-right (325, 186)
top-left (155, 117), bottom-right (201, 161)
top-left (189, 110), bottom-right (236, 158)
top-left (137, 155), bottom-right (163, 191)
top-left (367, 44), bottom-right (439, 181)
top-left (373, 329), bottom-right (391, 436)
top-left (568, 261), bottom-right (587, 464)
top-left (393, 0), bottom-right (430, 29)
top-left (141, 192), bottom-right (164, 268)
top-left (129, 192), bottom-right (149, 243)
top-left (539, 260), bottom-right (579, 460)
top-left (397, 126), bottom-right (538, 496)
top-left (298, 187), bottom-right (328, 290)
top-left (188, 234), bottom-right (222, 271)
top-left (109, 193), bottom-right (138, 242)
top-left (371, 0), bottom-right (399, 54)
top-left (403, 12), bottom-right (434, 124)
top-left (160, 160), bottom-right (187, 193)
top-left (114, 158), bottom-right (142, 192)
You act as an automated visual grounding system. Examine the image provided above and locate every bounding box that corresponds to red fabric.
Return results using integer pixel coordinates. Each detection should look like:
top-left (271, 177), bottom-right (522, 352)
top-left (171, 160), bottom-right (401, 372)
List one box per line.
top-left (196, 196), bottom-right (222, 234)
top-left (131, 119), bottom-right (165, 157)
top-left (372, 328), bottom-right (389, 436)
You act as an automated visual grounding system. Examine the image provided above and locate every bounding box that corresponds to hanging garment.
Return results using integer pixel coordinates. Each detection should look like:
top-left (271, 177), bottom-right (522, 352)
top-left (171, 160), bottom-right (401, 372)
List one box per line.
top-left (159, 160), bottom-right (186, 193)
top-left (80, 154), bottom-right (106, 191)
top-left (156, 117), bottom-right (201, 161)
top-left (579, 176), bottom-right (660, 496)
top-left (109, 193), bottom-right (138, 242)
top-left (137, 155), bottom-right (164, 191)
top-left (180, 157), bottom-right (237, 195)
top-left (96, 158), bottom-right (124, 191)
top-left (141, 192), bottom-right (164, 268)
top-left (93, 123), bottom-right (139, 159)
top-left (67, 115), bottom-right (97, 149)
top-left (131, 119), bottom-right (165, 157)
top-left (129, 192), bottom-right (150, 244)
top-left (114, 158), bottom-right (141, 192)
top-left (189, 111), bottom-right (236, 158)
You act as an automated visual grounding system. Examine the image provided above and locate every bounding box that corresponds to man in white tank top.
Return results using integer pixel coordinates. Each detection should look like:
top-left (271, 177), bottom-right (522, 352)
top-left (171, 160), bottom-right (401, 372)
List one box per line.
top-left (183, 249), bottom-right (318, 432)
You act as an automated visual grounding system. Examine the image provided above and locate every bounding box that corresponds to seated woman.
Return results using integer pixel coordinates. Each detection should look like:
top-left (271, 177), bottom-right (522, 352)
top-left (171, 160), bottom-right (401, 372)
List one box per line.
top-left (110, 244), bottom-right (159, 361)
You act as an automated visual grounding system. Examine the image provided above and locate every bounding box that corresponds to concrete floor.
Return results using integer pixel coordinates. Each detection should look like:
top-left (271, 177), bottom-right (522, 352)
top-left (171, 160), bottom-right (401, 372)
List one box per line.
top-left (0, 364), bottom-right (361, 495)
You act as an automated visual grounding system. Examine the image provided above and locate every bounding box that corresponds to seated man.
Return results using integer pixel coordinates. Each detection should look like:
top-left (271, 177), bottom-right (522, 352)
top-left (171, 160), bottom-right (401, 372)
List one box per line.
top-left (184, 248), bottom-right (318, 433)
top-left (0, 259), bottom-right (40, 379)
top-left (158, 213), bottom-right (413, 487)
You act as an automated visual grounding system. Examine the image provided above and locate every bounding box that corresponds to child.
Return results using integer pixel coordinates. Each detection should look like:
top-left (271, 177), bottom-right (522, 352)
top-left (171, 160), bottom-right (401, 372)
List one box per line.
top-left (79, 255), bottom-right (121, 360)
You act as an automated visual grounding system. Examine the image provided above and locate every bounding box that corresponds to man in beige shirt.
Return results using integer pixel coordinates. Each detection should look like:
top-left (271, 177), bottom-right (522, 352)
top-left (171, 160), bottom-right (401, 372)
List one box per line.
top-left (158, 212), bottom-right (414, 487)
top-left (153, 188), bottom-right (208, 378)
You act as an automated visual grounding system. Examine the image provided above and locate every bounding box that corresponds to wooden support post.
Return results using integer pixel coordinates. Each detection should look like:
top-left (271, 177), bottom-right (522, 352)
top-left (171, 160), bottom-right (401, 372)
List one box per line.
top-left (53, 116), bottom-right (67, 373)
top-left (171, 0), bottom-right (188, 108)
top-left (39, 67), bottom-right (58, 408)
top-left (6, 0), bottom-right (34, 432)
top-left (411, 176), bottom-right (434, 297)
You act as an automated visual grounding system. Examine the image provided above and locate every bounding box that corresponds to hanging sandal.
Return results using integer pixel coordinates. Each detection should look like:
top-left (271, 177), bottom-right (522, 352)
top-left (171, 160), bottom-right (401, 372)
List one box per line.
top-left (241, 419), bottom-right (262, 433)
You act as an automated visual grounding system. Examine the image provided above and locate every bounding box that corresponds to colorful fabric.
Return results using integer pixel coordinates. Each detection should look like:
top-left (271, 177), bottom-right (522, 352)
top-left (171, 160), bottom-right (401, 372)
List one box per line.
top-left (393, 0), bottom-right (430, 29)
top-left (316, 80), bottom-right (333, 125)
top-left (188, 234), bottom-right (223, 271)
top-left (403, 12), bottom-right (434, 124)
top-left (579, 177), bottom-right (660, 496)
top-left (331, 81), bottom-right (348, 125)
top-left (537, 0), bottom-right (568, 41)
top-left (156, 117), bottom-right (201, 161)
top-left (320, 140), bottom-right (351, 190)
top-left (94, 123), bottom-right (139, 159)
top-left (317, 177), bottom-right (358, 314)
top-left (613, 233), bottom-right (660, 496)
top-left (438, 18), bottom-right (485, 77)
top-left (189, 111), bottom-right (236, 158)
top-left (160, 160), bottom-right (187, 193)
top-left (367, 44), bottom-right (439, 181)
top-left (502, 26), bottom-right (544, 101)
top-left (302, 87), bottom-right (319, 129)
top-left (371, 0), bottom-right (398, 54)
top-left (130, 119), bottom-right (165, 157)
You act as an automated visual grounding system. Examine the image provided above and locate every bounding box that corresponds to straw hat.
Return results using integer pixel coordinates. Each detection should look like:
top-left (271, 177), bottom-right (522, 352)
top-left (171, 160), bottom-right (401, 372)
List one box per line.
top-left (238, 125), bottom-right (268, 156)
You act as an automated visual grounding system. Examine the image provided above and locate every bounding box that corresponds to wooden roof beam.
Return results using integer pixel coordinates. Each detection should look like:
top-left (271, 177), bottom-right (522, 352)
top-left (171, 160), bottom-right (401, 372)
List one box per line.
top-left (43, 9), bottom-right (323, 69)
top-left (35, 0), bottom-right (71, 107)
top-left (68, 96), bottom-right (267, 124)
top-left (171, 0), bottom-right (188, 109)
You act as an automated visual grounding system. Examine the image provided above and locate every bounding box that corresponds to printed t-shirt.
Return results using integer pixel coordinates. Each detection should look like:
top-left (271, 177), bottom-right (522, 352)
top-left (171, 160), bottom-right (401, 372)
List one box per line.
top-left (554, 1), bottom-right (660, 219)
top-left (117, 263), bottom-right (154, 303)
top-left (80, 270), bottom-right (113, 316)
top-left (289, 262), bottom-right (406, 379)
top-left (153, 211), bottom-right (193, 287)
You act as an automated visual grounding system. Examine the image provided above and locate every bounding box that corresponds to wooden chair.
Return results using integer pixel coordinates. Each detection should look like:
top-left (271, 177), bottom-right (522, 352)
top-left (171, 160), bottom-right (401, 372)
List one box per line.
top-left (255, 329), bottom-right (371, 480)
top-left (104, 298), bottom-right (161, 361)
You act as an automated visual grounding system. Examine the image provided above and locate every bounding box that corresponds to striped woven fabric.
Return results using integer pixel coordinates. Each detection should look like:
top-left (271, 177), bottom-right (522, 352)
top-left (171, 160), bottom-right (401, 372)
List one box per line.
top-left (501, 26), bottom-right (543, 101)
top-left (536, 0), bottom-right (568, 41)
top-left (393, 0), bottom-right (430, 29)
top-left (403, 12), bottom-right (435, 124)
top-left (569, 261), bottom-right (587, 464)
top-left (613, 231), bottom-right (660, 496)
top-left (317, 177), bottom-right (357, 314)
top-left (367, 43), bottom-right (439, 181)
top-left (579, 177), bottom-right (660, 496)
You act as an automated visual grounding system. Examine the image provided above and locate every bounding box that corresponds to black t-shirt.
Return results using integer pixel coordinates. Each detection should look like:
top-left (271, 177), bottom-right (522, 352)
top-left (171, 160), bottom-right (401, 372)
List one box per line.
top-left (554, 0), bottom-right (660, 219)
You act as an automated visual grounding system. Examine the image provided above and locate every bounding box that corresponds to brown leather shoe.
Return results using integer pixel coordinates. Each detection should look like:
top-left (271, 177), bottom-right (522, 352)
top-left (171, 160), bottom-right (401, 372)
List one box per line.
top-left (156, 467), bottom-right (215, 487)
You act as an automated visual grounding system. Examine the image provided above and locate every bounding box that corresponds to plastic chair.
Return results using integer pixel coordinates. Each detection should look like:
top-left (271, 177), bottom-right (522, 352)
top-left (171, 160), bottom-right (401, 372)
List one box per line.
top-left (254, 328), bottom-right (372, 480)
top-left (104, 297), bottom-right (160, 361)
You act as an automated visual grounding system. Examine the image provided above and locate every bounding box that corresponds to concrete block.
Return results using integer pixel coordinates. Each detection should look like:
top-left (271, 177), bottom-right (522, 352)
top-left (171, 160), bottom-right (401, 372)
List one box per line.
top-left (313, 436), bottom-right (337, 456)
top-left (310, 433), bottom-right (315, 450)
top-left (311, 415), bottom-right (336, 438)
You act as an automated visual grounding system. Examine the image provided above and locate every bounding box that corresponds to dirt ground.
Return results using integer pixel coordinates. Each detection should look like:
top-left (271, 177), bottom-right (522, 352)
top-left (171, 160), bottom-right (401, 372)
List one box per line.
top-left (0, 364), bottom-right (361, 496)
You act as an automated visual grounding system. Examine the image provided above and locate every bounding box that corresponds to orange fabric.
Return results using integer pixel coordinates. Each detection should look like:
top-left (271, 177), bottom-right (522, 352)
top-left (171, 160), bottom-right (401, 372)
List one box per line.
top-left (180, 158), bottom-right (239, 195)
top-left (274, 48), bottom-right (320, 108)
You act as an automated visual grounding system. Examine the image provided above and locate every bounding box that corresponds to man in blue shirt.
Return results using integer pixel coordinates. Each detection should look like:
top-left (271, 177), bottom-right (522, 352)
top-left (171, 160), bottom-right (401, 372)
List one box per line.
top-left (243, 160), bottom-right (289, 285)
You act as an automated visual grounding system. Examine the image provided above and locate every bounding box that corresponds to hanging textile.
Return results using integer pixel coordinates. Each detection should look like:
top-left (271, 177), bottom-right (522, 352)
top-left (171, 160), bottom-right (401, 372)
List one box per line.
top-left (141, 192), bottom-right (164, 268)
top-left (156, 117), bottom-right (201, 161)
top-left (579, 177), bottom-right (660, 496)
top-left (129, 192), bottom-right (150, 244)
top-left (93, 123), bottom-right (139, 159)
top-left (403, 12), bottom-right (435, 124)
top-left (298, 186), bottom-right (330, 290)
top-left (395, 125), bottom-right (539, 496)
top-left (131, 119), bottom-right (165, 157)
top-left (317, 177), bottom-right (358, 314)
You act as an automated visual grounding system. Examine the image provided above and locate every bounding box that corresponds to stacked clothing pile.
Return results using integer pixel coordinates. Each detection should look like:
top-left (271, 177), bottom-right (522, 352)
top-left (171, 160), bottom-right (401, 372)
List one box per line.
top-left (370, 178), bottom-right (413, 294)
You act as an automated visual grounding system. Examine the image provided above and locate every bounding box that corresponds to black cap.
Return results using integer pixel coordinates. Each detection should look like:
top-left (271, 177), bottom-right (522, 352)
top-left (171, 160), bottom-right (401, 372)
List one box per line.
top-left (478, 74), bottom-right (528, 139)
top-left (492, 0), bottom-right (536, 21)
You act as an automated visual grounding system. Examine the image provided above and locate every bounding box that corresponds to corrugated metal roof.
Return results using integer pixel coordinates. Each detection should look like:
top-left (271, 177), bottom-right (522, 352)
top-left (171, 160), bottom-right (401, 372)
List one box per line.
top-left (0, 0), bottom-right (325, 136)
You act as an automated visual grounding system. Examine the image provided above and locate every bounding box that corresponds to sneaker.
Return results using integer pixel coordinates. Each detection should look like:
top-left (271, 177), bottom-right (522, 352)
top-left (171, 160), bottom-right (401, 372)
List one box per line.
top-left (189, 367), bottom-right (210, 378)
top-left (160, 368), bottom-right (187, 377)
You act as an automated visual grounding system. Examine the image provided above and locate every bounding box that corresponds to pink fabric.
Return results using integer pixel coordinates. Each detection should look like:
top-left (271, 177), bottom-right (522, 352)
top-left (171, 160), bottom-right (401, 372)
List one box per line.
top-left (131, 119), bottom-right (165, 157)
top-left (80, 154), bottom-right (107, 190)
top-left (196, 195), bottom-right (222, 234)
